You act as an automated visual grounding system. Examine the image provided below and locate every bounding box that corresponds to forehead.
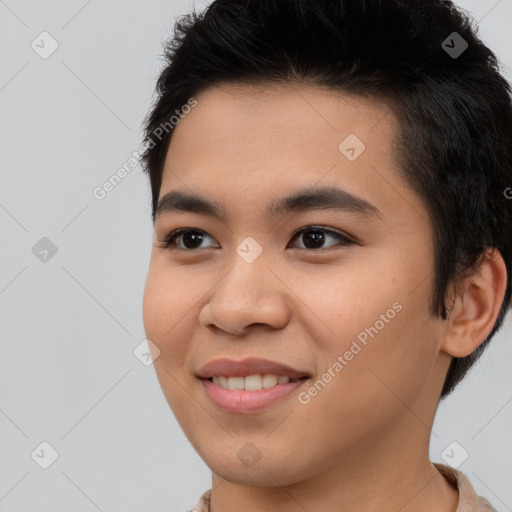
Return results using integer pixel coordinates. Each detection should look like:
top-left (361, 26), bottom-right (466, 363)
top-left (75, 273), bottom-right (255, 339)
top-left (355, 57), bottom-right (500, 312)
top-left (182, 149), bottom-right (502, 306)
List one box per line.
top-left (172, 81), bottom-right (395, 144)
top-left (158, 82), bottom-right (427, 232)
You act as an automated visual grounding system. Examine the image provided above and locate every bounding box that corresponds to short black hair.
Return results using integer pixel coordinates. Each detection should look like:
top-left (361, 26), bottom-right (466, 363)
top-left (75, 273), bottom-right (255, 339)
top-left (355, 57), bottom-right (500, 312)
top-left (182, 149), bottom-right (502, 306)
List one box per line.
top-left (140, 0), bottom-right (512, 399)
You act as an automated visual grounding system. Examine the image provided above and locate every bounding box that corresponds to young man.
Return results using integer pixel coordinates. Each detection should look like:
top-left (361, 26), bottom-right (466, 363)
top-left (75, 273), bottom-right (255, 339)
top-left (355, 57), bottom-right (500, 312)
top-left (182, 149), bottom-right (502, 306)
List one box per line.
top-left (141, 1), bottom-right (511, 510)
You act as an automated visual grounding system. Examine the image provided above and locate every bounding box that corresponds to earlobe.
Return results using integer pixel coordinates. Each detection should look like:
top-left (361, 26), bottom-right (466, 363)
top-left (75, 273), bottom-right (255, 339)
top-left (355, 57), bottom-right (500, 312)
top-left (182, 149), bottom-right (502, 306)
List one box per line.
top-left (441, 248), bottom-right (508, 358)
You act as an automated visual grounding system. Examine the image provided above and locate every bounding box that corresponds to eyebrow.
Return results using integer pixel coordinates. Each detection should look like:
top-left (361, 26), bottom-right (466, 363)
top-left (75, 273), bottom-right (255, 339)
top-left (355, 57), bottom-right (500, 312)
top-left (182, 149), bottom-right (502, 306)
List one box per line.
top-left (155, 186), bottom-right (383, 223)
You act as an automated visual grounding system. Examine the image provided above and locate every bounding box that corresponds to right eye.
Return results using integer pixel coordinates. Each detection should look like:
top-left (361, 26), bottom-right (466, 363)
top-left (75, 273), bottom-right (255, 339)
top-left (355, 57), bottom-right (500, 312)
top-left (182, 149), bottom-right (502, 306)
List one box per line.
top-left (158, 228), bottom-right (219, 251)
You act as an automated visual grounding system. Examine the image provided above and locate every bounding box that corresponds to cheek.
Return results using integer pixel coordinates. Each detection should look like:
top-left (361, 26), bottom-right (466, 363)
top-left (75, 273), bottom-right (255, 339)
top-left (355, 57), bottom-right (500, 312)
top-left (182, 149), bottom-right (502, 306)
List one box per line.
top-left (296, 305), bottom-right (439, 452)
top-left (142, 266), bottom-right (196, 420)
top-left (338, 293), bottom-right (440, 410)
top-left (296, 263), bottom-right (401, 357)
top-left (314, 271), bottom-right (439, 405)
top-left (142, 263), bottom-right (192, 366)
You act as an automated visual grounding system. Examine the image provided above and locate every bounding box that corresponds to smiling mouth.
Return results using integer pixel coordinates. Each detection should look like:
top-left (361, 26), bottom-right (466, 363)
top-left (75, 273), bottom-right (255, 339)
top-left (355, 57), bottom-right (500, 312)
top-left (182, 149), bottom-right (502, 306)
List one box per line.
top-left (200, 374), bottom-right (310, 413)
top-left (204, 374), bottom-right (308, 391)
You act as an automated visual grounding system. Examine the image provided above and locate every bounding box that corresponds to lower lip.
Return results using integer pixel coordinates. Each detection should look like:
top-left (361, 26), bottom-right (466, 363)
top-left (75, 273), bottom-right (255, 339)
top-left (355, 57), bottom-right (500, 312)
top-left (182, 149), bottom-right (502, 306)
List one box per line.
top-left (200, 378), bottom-right (308, 413)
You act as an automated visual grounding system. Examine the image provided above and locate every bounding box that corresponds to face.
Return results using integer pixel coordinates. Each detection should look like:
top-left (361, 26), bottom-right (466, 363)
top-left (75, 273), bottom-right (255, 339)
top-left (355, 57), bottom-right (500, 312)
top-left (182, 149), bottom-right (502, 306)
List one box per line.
top-left (142, 82), bottom-right (451, 486)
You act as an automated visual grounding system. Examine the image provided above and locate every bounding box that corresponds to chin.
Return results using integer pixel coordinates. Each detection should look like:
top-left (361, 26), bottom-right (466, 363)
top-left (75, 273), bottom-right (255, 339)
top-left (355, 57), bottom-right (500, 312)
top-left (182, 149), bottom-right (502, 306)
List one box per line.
top-left (210, 459), bottom-right (294, 486)
top-left (198, 443), bottom-right (309, 487)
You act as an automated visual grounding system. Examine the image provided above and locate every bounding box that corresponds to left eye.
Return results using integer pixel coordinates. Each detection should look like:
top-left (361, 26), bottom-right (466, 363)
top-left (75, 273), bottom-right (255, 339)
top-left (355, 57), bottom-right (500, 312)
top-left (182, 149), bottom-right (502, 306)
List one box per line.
top-left (158, 226), bottom-right (355, 252)
top-left (289, 226), bottom-right (354, 251)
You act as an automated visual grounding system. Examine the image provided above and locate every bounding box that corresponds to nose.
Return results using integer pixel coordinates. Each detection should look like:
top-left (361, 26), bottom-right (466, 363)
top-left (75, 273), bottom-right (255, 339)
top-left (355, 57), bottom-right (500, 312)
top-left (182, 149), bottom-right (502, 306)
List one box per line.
top-left (199, 256), bottom-right (291, 336)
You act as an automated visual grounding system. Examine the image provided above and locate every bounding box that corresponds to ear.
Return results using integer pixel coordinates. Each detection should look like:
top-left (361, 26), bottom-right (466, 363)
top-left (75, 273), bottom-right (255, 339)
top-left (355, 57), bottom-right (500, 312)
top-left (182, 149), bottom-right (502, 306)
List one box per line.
top-left (441, 248), bottom-right (508, 358)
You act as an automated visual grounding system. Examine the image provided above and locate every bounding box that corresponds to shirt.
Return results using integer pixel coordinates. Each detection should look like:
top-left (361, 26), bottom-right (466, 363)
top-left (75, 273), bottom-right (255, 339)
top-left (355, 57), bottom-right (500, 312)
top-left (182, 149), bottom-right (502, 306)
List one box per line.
top-left (191, 463), bottom-right (497, 511)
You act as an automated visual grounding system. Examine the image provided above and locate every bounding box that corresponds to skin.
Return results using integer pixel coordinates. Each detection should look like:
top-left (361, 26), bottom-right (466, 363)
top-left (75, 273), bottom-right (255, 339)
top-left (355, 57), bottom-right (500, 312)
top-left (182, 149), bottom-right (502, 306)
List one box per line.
top-left (142, 82), bottom-right (507, 512)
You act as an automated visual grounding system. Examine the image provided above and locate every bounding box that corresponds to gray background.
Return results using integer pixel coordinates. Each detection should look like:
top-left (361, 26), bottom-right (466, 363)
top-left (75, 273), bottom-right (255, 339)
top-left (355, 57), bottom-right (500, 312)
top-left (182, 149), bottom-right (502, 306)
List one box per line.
top-left (0, 1), bottom-right (511, 511)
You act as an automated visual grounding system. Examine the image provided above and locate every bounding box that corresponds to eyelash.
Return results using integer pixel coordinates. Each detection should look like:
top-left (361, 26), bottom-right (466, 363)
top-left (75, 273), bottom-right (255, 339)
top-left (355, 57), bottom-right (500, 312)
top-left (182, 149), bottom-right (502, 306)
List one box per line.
top-left (157, 226), bottom-right (355, 252)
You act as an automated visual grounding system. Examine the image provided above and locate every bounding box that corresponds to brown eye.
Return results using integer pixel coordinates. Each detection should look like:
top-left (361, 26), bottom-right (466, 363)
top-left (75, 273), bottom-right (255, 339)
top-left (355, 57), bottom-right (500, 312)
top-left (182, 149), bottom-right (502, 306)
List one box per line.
top-left (159, 228), bottom-right (218, 250)
top-left (288, 226), bottom-right (355, 251)
top-left (158, 225), bottom-right (355, 252)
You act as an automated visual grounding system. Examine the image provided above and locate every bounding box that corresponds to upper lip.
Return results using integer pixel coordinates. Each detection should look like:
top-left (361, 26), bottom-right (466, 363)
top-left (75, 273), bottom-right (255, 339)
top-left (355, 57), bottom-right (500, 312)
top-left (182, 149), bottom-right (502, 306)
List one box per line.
top-left (196, 357), bottom-right (310, 379)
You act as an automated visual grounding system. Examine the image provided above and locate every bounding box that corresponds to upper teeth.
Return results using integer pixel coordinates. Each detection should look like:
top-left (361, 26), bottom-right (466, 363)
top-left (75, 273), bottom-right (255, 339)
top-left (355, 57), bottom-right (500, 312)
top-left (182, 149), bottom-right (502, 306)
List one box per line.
top-left (212, 374), bottom-right (291, 390)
